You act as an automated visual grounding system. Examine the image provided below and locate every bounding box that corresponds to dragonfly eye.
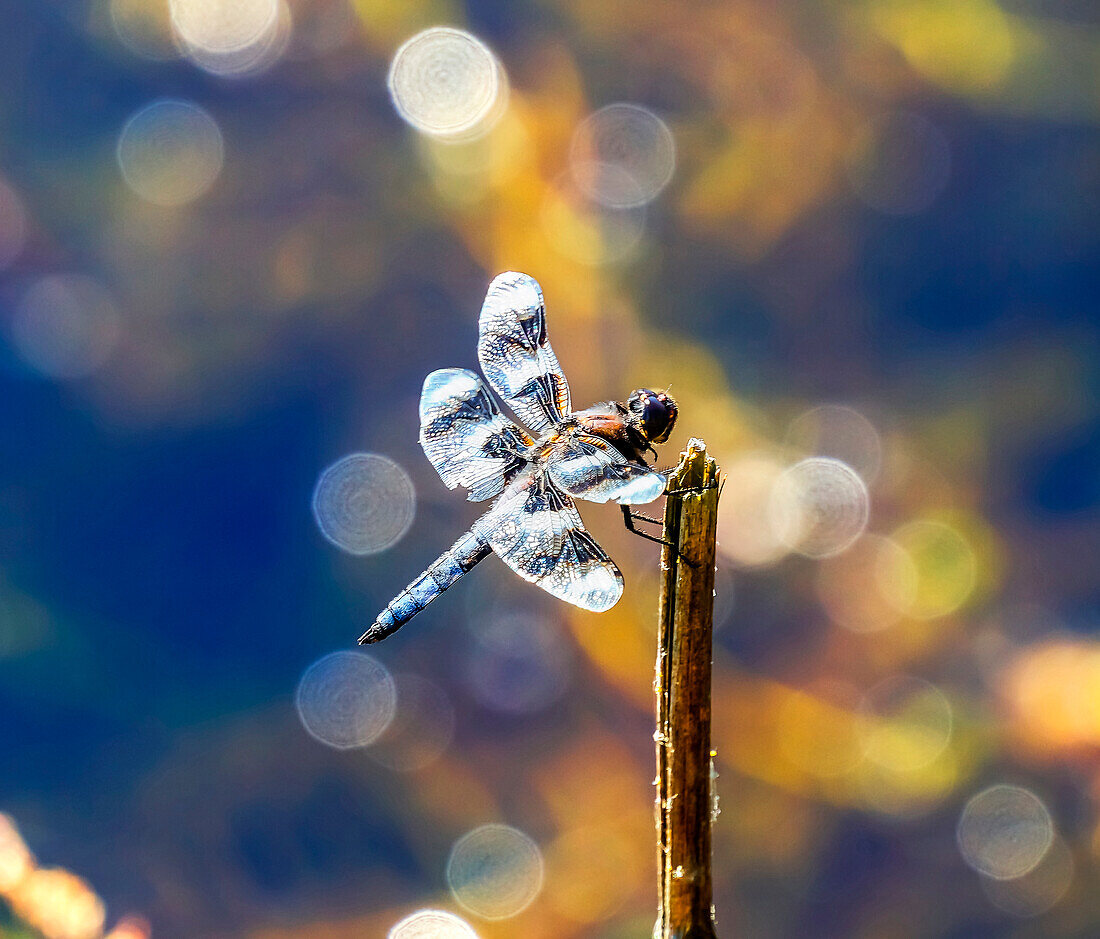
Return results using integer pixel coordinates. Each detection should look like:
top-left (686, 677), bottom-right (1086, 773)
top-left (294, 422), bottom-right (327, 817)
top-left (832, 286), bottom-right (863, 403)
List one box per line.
top-left (630, 389), bottom-right (678, 444)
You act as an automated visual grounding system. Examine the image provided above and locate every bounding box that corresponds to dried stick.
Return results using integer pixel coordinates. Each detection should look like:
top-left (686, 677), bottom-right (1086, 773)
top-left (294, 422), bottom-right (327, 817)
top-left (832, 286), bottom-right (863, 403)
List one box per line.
top-left (655, 437), bottom-right (720, 939)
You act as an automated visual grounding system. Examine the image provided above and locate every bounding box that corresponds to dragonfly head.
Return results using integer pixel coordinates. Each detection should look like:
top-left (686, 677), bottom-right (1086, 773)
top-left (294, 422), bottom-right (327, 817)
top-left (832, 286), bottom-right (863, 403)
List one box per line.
top-left (628, 388), bottom-right (678, 444)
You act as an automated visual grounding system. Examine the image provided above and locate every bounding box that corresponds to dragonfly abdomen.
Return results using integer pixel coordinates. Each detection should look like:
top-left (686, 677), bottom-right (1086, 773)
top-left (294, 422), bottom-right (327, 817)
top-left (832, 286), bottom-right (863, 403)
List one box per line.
top-left (358, 528), bottom-right (491, 644)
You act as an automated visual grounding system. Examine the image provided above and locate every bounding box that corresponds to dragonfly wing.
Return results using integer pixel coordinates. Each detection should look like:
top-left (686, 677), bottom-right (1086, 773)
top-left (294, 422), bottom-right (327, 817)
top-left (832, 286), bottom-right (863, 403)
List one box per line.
top-left (476, 472), bottom-right (623, 612)
top-left (478, 272), bottom-right (571, 433)
top-left (548, 434), bottom-right (667, 505)
top-left (419, 368), bottom-right (533, 502)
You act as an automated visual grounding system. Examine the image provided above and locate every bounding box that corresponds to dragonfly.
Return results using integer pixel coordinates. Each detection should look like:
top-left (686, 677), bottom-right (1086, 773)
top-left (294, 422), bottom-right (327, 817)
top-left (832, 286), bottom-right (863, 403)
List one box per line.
top-left (359, 271), bottom-right (678, 644)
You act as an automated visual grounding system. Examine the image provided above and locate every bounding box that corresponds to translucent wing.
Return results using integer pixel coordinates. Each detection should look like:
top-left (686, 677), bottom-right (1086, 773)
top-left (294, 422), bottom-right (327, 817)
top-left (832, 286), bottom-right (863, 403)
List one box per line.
top-left (478, 272), bottom-right (571, 432)
top-left (475, 471), bottom-right (623, 612)
top-left (547, 434), bottom-right (667, 505)
top-left (419, 368), bottom-right (533, 502)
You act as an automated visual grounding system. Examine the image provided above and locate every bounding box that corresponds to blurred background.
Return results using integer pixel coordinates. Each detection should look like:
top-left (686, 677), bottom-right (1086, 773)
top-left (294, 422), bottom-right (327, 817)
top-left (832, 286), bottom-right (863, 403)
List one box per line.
top-left (1, 0), bottom-right (1098, 936)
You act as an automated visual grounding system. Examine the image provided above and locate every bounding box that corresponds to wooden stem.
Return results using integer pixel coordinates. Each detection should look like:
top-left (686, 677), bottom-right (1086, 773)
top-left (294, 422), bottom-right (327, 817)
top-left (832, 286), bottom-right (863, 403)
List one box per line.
top-left (655, 438), bottom-right (720, 939)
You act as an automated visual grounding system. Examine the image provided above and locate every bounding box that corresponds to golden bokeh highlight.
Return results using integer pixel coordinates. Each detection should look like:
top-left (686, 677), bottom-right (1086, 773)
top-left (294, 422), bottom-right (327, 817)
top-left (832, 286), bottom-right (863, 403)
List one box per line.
top-left (710, 666), bottom-right (965, 823)
top-left (1001, 639), bottom-right (1100, 755)
top-left (887, 519), bottom-right (976, 619)
top-left (776, 682), bottom-right (864, 780)
top-left (418, 108), bottom-right (531, 205)
top-left (713, 670), bottom-right (867, 799)
top-left (0, 814), bottom-right (34, 892)
top-left (539, 179), bottom-right (645, 267)
top-left (854, 745), bottom-right (958, 818)
top-left (816, 534), bottom-right (917, 633)
top-left (859, 675), bottom-right (953, 773)
top-left (7, 867), bottom-right (106, 939)
top-left (543, 825), bottom-right (639, 923)
top-left (867, 0), bottom-right (1016, 97)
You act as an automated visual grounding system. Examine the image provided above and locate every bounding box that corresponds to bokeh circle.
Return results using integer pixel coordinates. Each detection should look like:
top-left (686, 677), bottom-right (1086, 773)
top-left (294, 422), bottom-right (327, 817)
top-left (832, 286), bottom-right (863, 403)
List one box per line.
top-left (296, 650), bottom-right (397, 749)
top-left (312, 453), bottom-right (416, 555)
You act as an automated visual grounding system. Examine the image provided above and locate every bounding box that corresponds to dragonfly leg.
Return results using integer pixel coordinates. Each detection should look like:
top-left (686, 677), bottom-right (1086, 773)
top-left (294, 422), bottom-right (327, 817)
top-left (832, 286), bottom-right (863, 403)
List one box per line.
top-left (621, 506), bottom-right (698, 567)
